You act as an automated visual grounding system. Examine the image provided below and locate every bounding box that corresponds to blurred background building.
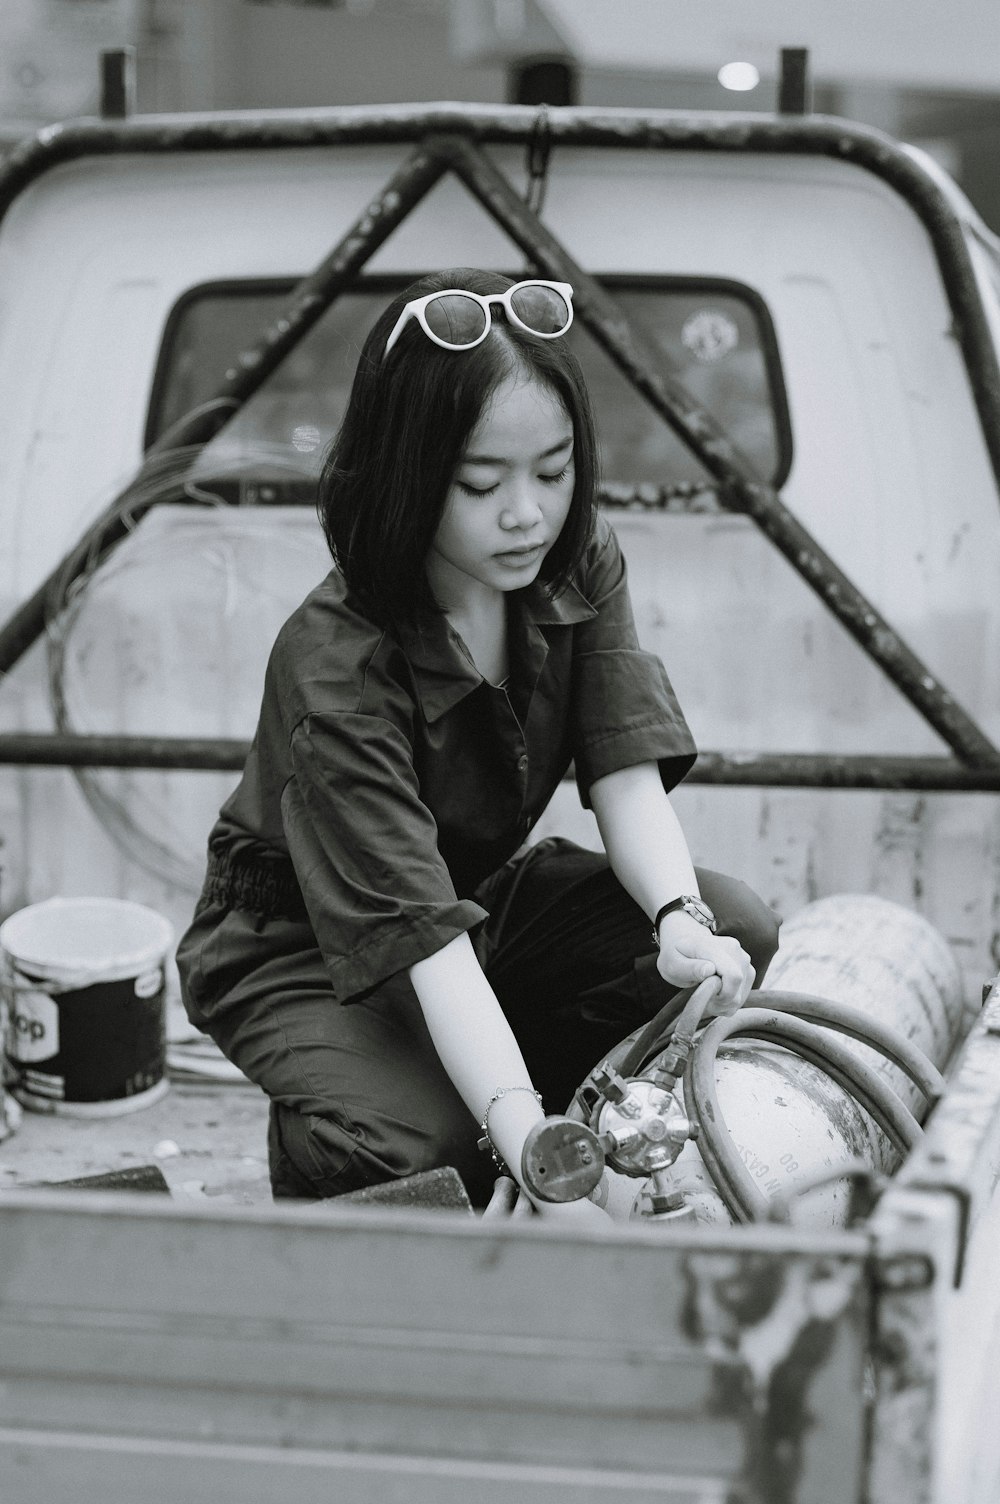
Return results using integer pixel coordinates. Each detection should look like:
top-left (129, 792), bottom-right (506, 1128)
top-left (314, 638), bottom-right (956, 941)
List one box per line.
top-left (1, 0), bottom-right (998, 230)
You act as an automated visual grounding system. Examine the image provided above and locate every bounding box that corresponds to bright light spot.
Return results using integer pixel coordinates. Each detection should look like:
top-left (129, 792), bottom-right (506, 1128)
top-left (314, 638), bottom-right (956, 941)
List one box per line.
top-left (291, 424), bottom-right (322, 454)
top-left (718, 61), bottom-right (760, 92)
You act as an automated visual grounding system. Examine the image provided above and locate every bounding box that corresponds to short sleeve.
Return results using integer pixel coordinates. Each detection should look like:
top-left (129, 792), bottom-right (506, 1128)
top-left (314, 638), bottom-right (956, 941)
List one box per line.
top-left (571, 518), bottom-right (697, 805)
top-left (282, 709), bottom-right (486, 1002)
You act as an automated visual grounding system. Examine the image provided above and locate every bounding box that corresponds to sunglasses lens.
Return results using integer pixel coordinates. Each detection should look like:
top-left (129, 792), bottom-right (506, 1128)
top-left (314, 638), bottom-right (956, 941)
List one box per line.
top-left (509, 283), bottom-right (572, 334)
top-left (424, 293), bottom-right (489, 347)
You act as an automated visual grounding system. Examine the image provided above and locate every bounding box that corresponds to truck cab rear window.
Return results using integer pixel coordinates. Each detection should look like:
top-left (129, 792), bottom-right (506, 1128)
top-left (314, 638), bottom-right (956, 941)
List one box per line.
top-left (147, 276), bottom-right (791, 493)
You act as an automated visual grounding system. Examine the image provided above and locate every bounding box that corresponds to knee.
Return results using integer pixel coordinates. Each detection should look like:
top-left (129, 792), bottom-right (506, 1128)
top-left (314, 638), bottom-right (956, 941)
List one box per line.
top-left (729, 882), bottom-right (781, 984)
top-left (697, 870), bottom-right (781, 984)
top-left (268, 1101), bottom-right (363, 1200)
top-left (267, 1096), bottom-right (490, 1203)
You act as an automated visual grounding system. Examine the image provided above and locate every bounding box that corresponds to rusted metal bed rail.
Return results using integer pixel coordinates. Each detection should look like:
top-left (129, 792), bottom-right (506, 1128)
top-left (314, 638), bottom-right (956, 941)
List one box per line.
top-left (5, 737), bottom-right (1000, 795)
top-left (2, 105), bottom-right (999, 786)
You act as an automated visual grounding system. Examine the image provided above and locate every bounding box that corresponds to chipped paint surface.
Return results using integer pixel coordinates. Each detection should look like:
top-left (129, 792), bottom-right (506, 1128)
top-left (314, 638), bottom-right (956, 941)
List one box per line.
top-left (683, 1248), bottom-right (867, 1504)
top-left (892, 981), bottom-right (1000, 1270)
top-left (866, 1188), bottom-right (956, 1504)
top-left (0, 1189), bottom-right (873, 1504)
top-left (866, 986), bottom-right (1000, 1503)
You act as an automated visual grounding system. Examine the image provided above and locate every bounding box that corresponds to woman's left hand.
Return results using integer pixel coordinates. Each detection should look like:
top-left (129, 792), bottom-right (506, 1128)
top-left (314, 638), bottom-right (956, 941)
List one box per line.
top-left (654, 910), bottom-right (755, 1016)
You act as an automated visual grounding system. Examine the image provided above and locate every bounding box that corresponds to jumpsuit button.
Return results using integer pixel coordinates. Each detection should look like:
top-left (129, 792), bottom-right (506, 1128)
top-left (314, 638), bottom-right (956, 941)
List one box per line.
top-left (517, 754), bottom-right (529, 773)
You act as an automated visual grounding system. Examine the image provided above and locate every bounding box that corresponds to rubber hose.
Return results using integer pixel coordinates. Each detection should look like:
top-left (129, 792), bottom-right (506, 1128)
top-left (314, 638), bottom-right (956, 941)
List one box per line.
top-left (614, 985), bottom-right (695, 1080)
top-left (753, 990), bottom-right (946, 1105)
top-left (687, 1029), bottom-right (911, 1221)
top-left (620, 988), bottom-right (943, 1104)
top-left (578, 985), bottom-right (941, 1222)
top-left (683, 1003), bottom-right (926, 1222)
top-left (736, 1027), bottom-right (920, 1150)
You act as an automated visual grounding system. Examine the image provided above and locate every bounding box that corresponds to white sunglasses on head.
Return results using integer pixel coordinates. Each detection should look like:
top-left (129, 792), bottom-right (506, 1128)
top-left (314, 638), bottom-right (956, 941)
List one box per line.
top-left (383, 279), bottom-right (574, 358)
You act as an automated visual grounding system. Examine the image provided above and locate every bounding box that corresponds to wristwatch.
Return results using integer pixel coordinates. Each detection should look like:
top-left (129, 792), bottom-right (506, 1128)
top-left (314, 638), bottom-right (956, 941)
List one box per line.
top-left (652, 895), bottom-right (718, 947)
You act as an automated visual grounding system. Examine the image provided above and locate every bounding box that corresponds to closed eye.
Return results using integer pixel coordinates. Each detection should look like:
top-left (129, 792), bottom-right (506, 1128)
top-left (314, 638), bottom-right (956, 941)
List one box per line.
top-left (539, 465), bottom-right (572, 485)
top-left (456, 480), bottom-right (500, 497)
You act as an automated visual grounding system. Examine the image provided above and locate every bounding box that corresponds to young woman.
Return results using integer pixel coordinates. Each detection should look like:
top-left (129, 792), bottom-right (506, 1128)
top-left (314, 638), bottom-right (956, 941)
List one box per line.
top-left (176, 268), bottom-right (779, 1219)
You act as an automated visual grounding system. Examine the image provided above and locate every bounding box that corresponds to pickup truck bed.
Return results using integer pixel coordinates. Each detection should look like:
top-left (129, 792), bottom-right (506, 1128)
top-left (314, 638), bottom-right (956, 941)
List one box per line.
top-left (0, 1081), bottom-right (271, 1205)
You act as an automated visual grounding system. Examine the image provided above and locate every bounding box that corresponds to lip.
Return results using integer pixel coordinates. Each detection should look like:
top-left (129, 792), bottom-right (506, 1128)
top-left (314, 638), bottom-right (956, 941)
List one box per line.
top-left (494, 543), bottom-right (544, 567)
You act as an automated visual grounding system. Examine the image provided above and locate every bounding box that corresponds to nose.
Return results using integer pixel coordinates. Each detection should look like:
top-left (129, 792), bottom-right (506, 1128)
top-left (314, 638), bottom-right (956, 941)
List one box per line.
top-left (499, 475), bottom-right (545, 531)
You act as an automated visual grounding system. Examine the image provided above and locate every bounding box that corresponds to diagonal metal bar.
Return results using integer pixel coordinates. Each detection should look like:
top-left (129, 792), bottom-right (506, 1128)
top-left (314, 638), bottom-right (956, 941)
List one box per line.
top-left (0, 141), bottom-right (449, 681)
top-left (441, 134), bottom-right (1000, 774)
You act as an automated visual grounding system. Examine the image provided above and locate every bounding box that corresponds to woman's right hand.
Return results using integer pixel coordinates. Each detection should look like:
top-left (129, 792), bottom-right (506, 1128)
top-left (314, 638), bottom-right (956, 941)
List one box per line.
top-left (655, 909), bottom-right (755, 1014)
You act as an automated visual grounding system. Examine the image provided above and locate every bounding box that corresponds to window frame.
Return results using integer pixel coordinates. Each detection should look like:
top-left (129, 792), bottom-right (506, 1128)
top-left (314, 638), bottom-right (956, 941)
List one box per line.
top-left (144, 272), bottom-right (793, 490)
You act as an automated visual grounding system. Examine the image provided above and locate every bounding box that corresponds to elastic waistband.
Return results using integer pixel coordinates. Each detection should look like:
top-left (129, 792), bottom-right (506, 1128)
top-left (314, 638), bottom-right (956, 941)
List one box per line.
top-left (203, 844), bottom-right (309, 923)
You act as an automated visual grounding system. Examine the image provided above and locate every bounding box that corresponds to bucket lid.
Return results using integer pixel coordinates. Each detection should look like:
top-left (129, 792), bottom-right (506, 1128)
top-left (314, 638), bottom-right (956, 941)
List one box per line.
top-left (0, 897), bottom-right (174, 985)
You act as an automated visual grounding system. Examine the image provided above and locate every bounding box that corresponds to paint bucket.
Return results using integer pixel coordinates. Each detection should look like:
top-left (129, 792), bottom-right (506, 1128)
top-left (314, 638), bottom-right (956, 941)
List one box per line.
top-left (0, 897), bottom-right (174, 1116)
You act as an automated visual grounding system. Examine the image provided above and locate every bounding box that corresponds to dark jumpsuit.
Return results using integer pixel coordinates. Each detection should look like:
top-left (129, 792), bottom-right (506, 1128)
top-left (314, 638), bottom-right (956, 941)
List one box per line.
top-left (176, 515), bottom-right (779, 1203)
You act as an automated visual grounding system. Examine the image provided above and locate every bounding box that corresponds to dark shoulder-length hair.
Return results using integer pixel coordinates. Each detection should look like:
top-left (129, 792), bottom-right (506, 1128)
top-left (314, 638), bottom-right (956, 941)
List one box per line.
top-left (317, 268), bottom-right (598, 626)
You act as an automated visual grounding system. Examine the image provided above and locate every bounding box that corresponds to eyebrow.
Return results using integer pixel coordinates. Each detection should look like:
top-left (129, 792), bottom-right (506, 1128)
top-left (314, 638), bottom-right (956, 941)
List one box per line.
top-left (461, 434), bottom-right (574, 467)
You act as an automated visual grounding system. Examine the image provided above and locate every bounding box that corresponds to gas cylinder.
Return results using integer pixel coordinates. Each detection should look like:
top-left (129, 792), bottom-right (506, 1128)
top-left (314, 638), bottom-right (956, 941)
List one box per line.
top-left (589, 894), bottom-right (965, 1227)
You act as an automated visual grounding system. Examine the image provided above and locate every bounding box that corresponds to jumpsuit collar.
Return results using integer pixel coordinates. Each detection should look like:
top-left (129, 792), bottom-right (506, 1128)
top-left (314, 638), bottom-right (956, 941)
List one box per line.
top-left (400, 579), bottom-right (596, 724)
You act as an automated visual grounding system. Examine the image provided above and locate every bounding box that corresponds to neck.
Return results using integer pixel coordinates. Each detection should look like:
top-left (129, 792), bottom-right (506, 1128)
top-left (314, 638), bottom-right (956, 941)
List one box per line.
top-left (446, 593), bottom-right (509, 685)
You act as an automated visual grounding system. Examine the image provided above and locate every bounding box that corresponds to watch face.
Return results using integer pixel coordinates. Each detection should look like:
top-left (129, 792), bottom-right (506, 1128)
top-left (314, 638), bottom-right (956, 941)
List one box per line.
top-left (684, 898), bottom-right (717, 930)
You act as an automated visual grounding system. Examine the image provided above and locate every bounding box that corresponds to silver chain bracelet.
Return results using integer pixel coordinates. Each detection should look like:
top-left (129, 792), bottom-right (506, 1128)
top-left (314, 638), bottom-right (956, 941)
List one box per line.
top-left (476, 1086), bottom-right (543, 1175)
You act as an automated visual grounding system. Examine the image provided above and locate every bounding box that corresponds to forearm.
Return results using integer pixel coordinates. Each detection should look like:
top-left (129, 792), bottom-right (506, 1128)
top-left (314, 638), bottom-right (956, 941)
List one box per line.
top-left (408, 933), bottom-right (544, 1187)
top-left (590, 761), bottom-right (755, 1012)
top-left (590, 762), bottom-right (699, 921)
top-left (409, 934), bottom-right (612, 1224)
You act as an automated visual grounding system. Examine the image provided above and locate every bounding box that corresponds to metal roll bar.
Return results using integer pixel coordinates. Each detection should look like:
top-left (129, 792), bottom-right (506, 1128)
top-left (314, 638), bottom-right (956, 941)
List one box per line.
top-left (1, 103), bottom-right (999, 788)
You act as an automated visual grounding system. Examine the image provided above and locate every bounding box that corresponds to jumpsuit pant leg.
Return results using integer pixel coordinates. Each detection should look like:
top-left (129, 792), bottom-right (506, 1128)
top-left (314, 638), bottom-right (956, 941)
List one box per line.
top-left (178, 905), bottom-right (499, 1204)
top-left (178, 842), bottom-right (779, 1205)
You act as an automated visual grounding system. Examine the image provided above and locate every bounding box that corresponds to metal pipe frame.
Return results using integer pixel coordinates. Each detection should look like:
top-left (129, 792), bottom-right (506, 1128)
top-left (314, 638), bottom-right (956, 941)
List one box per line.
top-left (3, 104), bottom-right (997, 488)
top-left (2, 104), bottom-right (1000, 788)
top-left (0, 141), bottom-right (447, 678)
top-left (440, 133), bottom-right (1000, 772)
top-left (3, 734), bottom-right (1000, 792)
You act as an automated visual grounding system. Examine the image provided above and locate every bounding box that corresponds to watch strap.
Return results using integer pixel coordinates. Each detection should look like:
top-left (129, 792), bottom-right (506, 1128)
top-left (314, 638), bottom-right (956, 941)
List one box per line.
top-left (652, 895), bottom-right (718, 946)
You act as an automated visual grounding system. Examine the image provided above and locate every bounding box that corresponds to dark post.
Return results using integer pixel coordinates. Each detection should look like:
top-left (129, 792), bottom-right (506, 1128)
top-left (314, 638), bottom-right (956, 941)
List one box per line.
top-left (100, 48), bottom-right (137, 119)
top-left (778, 48), bottom-right (810, 115)
top-left (509, 57), bottom-right (578, 107)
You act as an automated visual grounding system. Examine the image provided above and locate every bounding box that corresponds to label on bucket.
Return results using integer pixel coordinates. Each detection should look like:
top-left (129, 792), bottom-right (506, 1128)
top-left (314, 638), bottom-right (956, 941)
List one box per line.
top-left (4, 970), bottom-right (165, 1110)
top-left (8, 987), bottom-right (59, 1063)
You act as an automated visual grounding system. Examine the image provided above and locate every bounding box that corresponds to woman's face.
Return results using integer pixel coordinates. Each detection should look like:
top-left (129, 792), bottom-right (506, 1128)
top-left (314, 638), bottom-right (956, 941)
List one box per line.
top-left (426, 368), bottom-right (575, 615)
